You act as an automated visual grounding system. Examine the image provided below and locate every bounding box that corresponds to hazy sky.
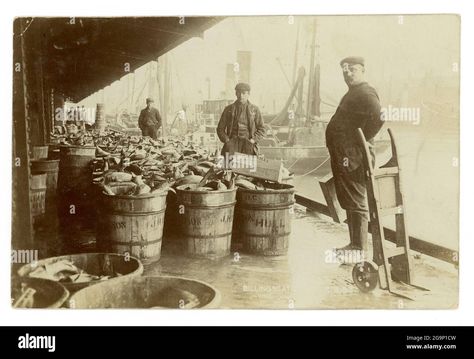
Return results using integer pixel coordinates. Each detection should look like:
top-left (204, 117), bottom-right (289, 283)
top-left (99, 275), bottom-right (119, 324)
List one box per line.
top-left (79, 15), bottom-right (459, 121)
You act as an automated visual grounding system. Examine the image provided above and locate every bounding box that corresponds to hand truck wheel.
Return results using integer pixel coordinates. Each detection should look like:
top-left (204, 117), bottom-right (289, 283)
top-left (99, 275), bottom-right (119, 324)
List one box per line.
top-left (352, 260), bottom-right (379, 293)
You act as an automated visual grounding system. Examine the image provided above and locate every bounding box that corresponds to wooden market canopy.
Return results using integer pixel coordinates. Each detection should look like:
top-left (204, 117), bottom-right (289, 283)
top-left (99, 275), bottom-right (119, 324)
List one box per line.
top-left (17, 16), bottom-right (222, 102)
top-left (12, 16), bottom-right (222, 245)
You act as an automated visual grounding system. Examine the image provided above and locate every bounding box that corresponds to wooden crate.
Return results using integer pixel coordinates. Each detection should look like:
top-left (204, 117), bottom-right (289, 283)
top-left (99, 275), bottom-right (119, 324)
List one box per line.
top-left (232, 152), bottom-right (290, 183)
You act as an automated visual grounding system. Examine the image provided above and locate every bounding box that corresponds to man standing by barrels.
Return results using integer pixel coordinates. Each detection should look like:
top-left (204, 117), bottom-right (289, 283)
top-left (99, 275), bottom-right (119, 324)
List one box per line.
top-left (325, 57), bottom-right (383, 256)
top-left (138, 98), bottom-right (162, 140)
top-left (217, 83), bottom-right (266, 156)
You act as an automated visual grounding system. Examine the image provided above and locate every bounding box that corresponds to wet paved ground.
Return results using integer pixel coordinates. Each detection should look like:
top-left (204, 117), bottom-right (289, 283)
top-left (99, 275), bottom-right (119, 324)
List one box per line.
top-left (149, 207), bottom-right (458, 309)
top-left (30, 203), bottom-right (458, 309)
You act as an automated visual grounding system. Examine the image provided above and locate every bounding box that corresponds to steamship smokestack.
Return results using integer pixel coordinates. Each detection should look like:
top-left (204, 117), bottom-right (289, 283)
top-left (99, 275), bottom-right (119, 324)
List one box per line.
top-left (236, 51), bottom-right (252, 84)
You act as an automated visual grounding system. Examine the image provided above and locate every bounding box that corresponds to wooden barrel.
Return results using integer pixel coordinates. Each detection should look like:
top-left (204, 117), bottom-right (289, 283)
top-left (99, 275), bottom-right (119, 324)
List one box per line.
top-left (57, 145), bottom-right (96, 223)
top-left (46, 143), bottom-right (61, 160)
top-left (31, 159), bottom-right (59, 201)
top-left (18, 253), bottom-right (144, 293)
top-left (97, 189), bottom-right (168, 263)
top-left (68, 276), bottom-right (221, 309)
top-left (48, 137), bottom-right (62, 145)
top-left (236, 184), bottom-right (295, 256)
top-left (12, 277), bottom-right (69, 308)
top-left (95, 103), bottom-right (106, 132)
top-left (30, 173), bottom-right (47, 217)
top-left (163, 190), bottom-right (179, 238)
top-left (58, 145), bottom-right (95, 195)
top-left (176, 185), bottom-right (237, 259)
top-left (32, 145), bottom-right (48, 160)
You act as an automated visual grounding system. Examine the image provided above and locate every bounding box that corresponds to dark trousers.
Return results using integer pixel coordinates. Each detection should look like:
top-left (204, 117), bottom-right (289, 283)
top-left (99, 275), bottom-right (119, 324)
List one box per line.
top-left (330, 158), bottom-right (369, 252)
top-left (346, 210), bottom-right (368, 251)
top-left (220, 137), bottom-right (257, 156)
top-left (141, 126), bottom-right (158, 140)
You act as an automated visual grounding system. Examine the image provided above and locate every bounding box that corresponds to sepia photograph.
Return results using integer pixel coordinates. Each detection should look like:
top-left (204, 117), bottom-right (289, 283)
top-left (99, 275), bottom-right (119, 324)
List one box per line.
top-left (11, 14), bottom-right (460, 310)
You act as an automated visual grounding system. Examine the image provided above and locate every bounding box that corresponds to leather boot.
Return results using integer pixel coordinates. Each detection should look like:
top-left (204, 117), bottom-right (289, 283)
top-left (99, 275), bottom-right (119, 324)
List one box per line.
top-left (347, 210), bottom-right (354, 246)
top-left (335, 211), bottom-right (353, 250)
top-left (351, 210), bottom-right (369, 259)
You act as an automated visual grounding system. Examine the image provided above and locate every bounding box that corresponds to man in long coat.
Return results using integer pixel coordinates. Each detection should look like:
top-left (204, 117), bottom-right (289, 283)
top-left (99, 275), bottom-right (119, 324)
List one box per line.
top-left (217, 83), bottom-right (266, 156)
top-left (326, 57), bottom-right (384, 254)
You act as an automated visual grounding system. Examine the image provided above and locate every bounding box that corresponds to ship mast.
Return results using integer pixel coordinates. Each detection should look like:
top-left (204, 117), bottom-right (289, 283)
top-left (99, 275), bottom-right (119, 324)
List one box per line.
top-left (306, 18), bottom-right (317, 120)
top-left (292, 19), bottom-right (304, 117)
top-left (292, 21), bottom-right (301, 86)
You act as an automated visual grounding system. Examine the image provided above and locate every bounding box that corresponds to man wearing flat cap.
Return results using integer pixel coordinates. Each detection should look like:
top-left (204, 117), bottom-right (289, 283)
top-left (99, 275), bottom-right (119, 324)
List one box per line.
top-left (138, 98), bottom-right (162, 140)
top-left (217, 82), bottom-right (265, 156)
top-left (325, 56), bottom-right (383, 256)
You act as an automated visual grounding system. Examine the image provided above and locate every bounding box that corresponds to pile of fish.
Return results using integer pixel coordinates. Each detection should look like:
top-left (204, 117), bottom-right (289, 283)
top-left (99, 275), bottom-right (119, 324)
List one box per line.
top-left (178, 167), bottom-right (236, 192)
top-left (52, 126), bottom-right (292, 195)
top-left (91, 136), bottom-right (223, 196)
top-left (91, 134), bottom-right (292, 195)
top-left (27, 259), bottom-right (118, 283)
top-left (50, 125), bottom-right (96, 146)
top-left (234, 176), bottom-right (291, 191)
top-left (50, 125), bottom-right (140, 148)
